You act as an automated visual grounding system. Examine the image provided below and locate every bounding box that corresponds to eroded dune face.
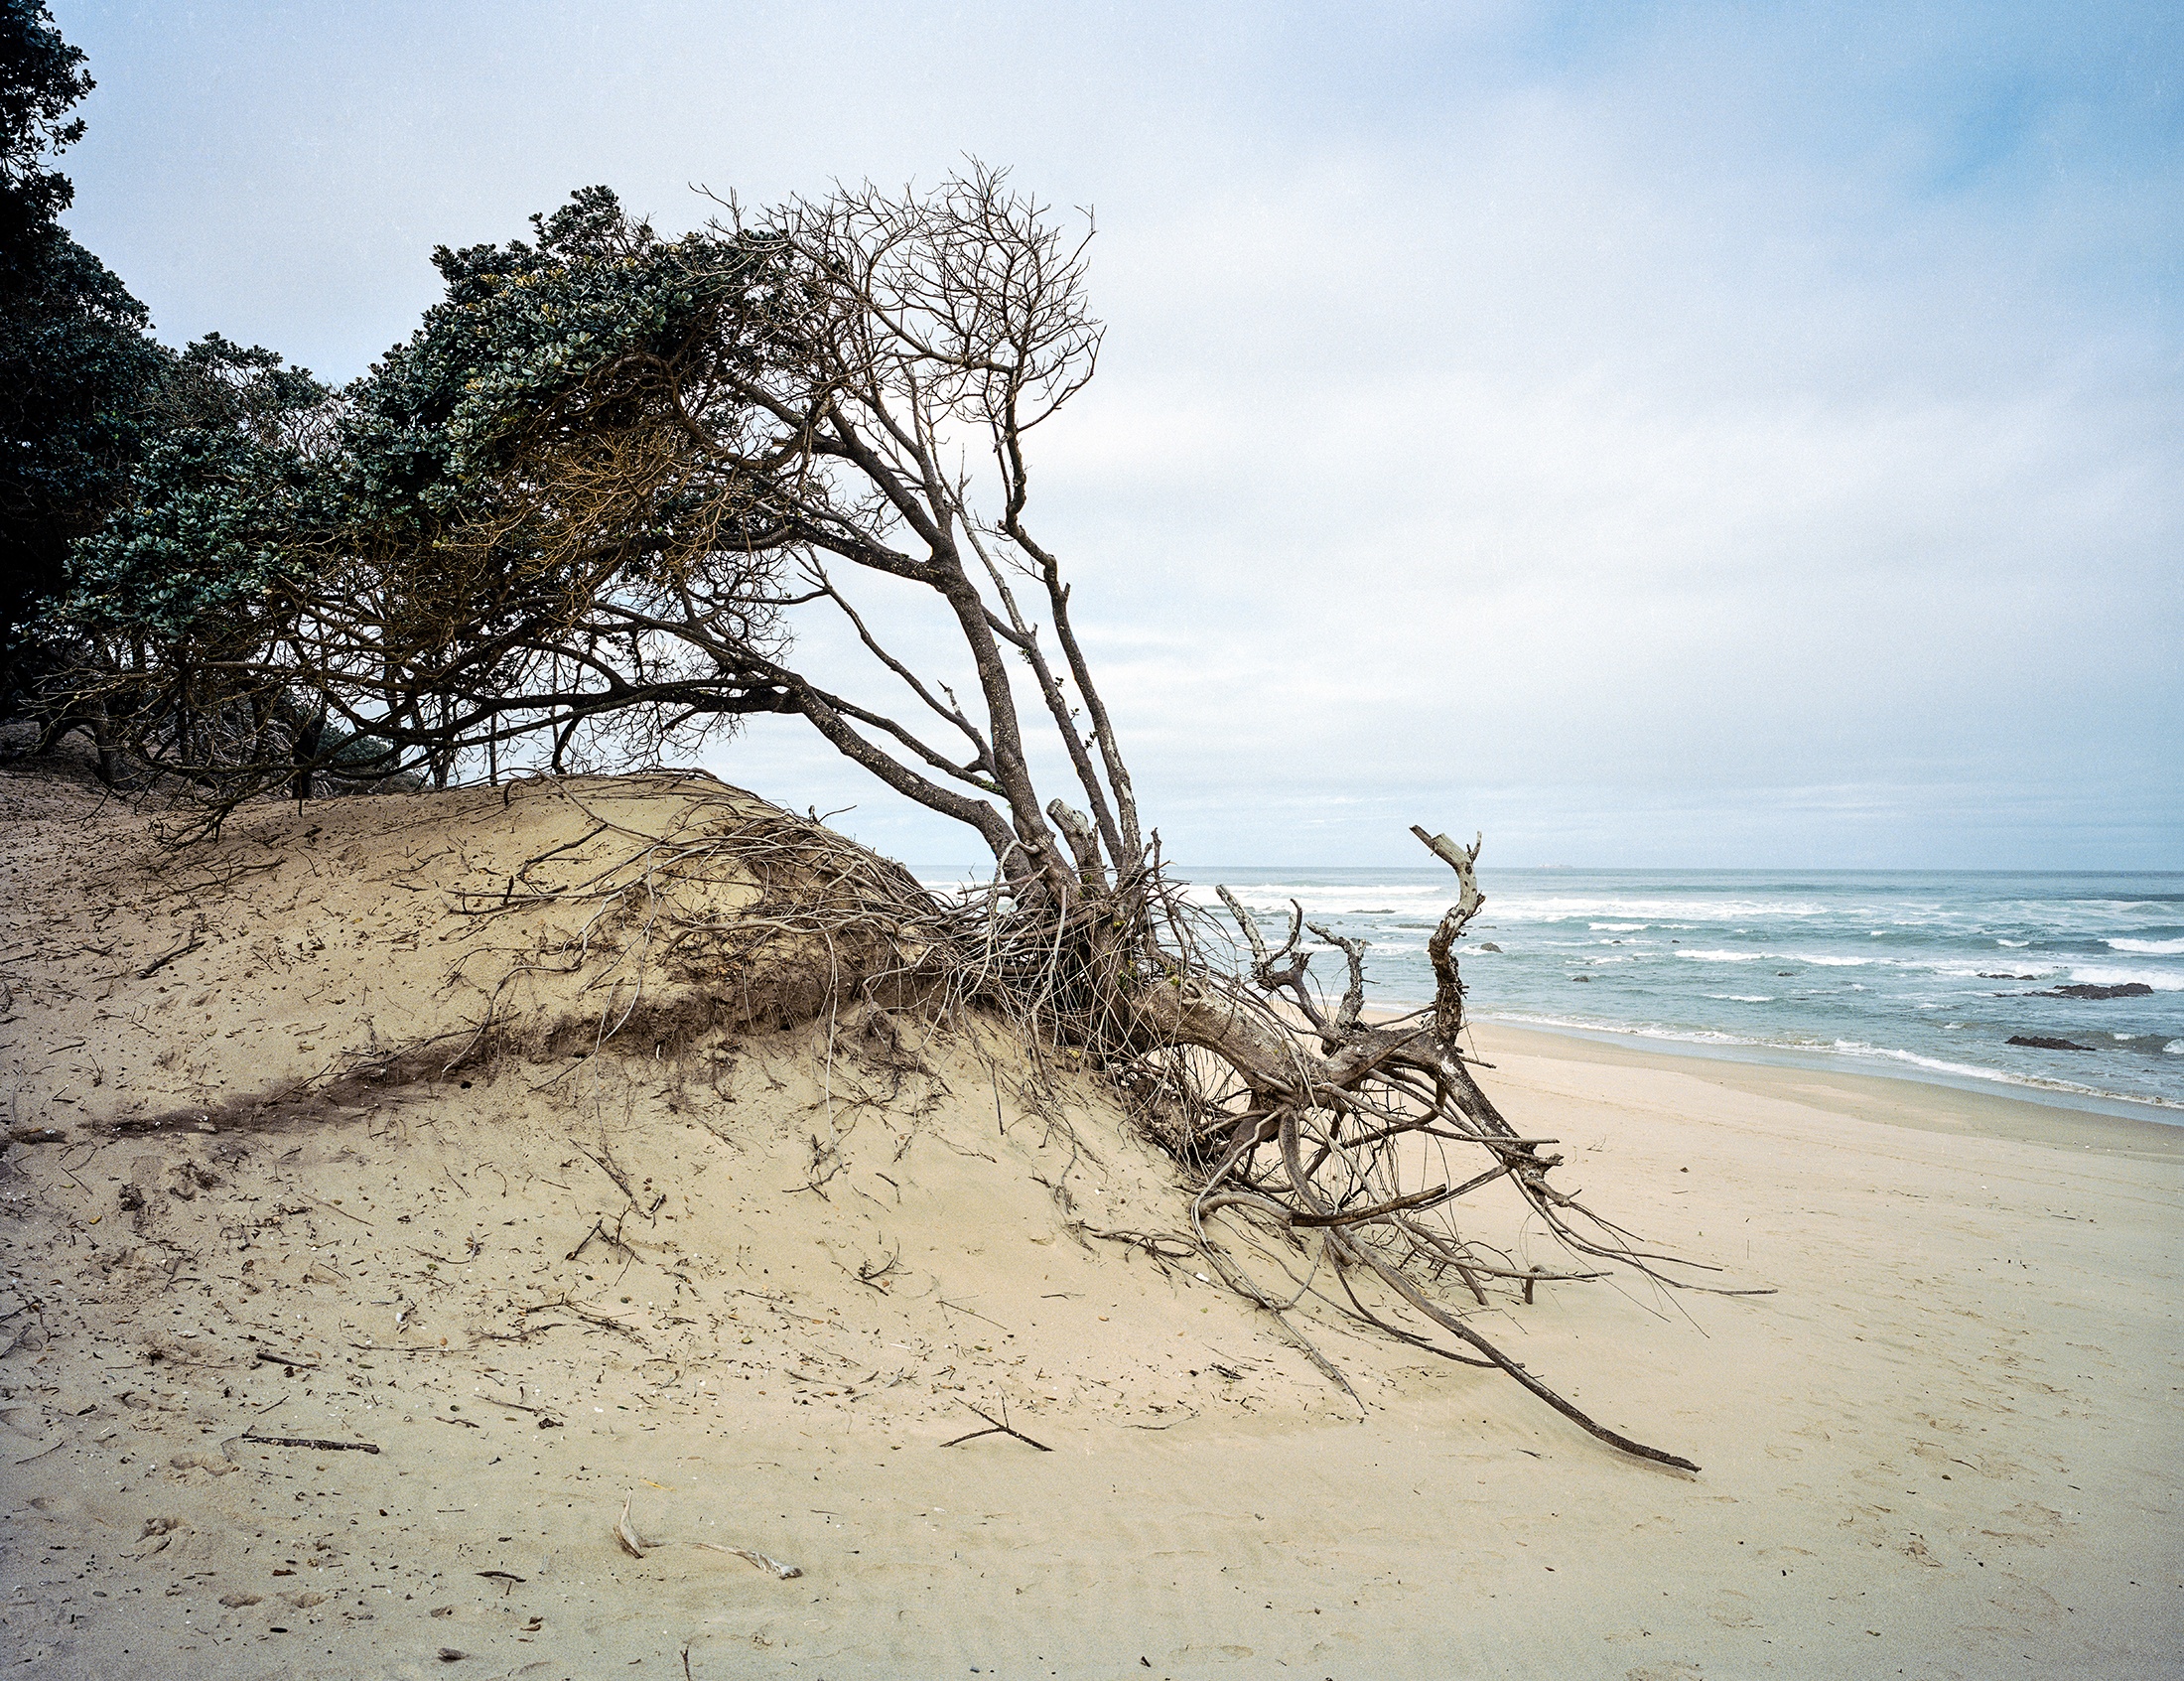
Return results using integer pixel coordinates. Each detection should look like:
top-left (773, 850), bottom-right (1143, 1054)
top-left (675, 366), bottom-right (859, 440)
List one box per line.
top-left (1, 769), bottom-right (962, 1137)
top-left (0, 766), bottom-right (1300, 1426)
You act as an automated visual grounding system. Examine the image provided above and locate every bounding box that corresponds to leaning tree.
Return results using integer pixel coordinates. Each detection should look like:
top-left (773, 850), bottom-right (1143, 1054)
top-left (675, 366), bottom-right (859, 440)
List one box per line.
top-left (56, 169), bottom-right (1727, 1469)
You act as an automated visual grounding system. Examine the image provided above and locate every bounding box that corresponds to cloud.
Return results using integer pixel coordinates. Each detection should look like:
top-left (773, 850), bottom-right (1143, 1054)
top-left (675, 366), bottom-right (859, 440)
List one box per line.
top-left (56, 0), bottom-right (2183, 865)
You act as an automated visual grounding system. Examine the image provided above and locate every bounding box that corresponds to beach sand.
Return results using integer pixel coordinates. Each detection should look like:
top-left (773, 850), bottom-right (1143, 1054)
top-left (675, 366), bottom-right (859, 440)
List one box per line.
top-left (1, 765), bottom-right (2178, 1679)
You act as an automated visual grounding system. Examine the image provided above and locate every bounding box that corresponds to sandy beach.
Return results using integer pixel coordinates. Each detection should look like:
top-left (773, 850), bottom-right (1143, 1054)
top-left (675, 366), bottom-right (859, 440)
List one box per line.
top-left (2, 766), bottom-right (2179, 1679)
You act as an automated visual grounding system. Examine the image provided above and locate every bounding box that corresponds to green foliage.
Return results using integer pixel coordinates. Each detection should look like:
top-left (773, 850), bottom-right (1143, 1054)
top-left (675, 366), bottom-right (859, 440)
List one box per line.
top-left (332, 187), bottom-right (760, 542)
top-left (41, 183), bottom-right (775, 672)
top-left (0, 227), bottom-right (167, 705)
top-left (0, 0), bottom-right (91, 255)
top-left (0, 1), bottom-right (169, 704)
top-left (0, 225), bottom-right (161, 535)
top-left (34, 182), bottom-right (799, 796)
top-left (1, 5), bottom-right (328, 702)
top-left (63, 336), bottom-right (331, 642)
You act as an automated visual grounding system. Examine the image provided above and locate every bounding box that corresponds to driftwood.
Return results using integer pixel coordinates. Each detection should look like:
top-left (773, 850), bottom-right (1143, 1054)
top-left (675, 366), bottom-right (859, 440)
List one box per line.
top-left (941, 1402), bottom-right (1052, 1452)
top-left (238, 1433), bottom-right (380, 1454)
top-left (617, 1496), bottom-right (800, 1578)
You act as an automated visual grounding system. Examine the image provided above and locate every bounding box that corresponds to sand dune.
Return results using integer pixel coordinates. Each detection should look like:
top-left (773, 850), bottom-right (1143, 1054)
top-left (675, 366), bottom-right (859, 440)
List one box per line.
top-left (1, 763), bottom-right (2177, 1678)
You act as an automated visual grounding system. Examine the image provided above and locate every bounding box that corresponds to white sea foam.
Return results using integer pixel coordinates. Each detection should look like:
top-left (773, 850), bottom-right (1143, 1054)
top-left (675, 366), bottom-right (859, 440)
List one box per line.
top-left (1490, 896), bottom-right (1832, 924)
top-left (1705, 994), bottom-right (1776, 1003)
top-left (2109, 936), bottom-right (2184, 955)
top-left (1481, 1013), bottom-right (2183, 1108)
top-left (1930, 958), bottom-right (2062, 980)
top-left (1677, 949), bottom-right (1767, 962)
top-left (1825, 1040), bottom-right (2184, 1105)
top-left (1490, 1013), bottom-right (1757, 1050)
top-left (2065, 966), bottom-right (2184, 992)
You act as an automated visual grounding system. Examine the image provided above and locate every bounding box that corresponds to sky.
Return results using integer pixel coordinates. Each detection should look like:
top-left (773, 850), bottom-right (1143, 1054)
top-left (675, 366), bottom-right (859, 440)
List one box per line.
top-left (52, 1), bottom-right (2184, 868)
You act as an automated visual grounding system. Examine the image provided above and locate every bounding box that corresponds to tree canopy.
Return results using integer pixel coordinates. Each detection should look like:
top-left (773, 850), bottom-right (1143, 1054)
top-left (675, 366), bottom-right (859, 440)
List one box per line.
top-left (0, 2), bottom-right (170, 708)
top-left (0, 0), bottom-right (90, 246)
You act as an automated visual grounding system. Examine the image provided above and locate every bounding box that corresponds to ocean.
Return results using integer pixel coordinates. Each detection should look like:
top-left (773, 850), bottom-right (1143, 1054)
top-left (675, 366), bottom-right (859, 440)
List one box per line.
top-left (1189, 868), bottom-right (2184, 1119)
top-left (918, 865), bottom-right (2184, 1120)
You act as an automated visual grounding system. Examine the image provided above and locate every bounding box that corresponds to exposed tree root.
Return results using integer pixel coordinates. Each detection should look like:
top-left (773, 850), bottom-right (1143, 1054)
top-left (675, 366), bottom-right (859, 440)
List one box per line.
top-left (411, 786), bottom-right (1720, 1471)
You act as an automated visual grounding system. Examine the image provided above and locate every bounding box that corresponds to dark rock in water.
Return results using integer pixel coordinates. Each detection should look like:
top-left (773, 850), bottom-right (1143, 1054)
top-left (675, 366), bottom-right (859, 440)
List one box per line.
top-left (1570, 973), bottom-right (1591, 982)
top-left (2007, 1035), bottom-right (2094, 1051)
top-left (1477, 941), bottom-right (1502, 953)
top-left (1776, 970), bottom-right (1795, 977)
top-left (2026, 982), bottom-right (2153, 1001)
top-left (1979, 972), bottom-right (2040, 981)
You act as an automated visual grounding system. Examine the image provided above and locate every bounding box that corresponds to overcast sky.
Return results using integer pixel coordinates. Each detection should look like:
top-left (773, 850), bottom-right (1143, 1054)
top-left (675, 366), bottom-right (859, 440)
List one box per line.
top-left (55, 1), bottom-right (2182, 868)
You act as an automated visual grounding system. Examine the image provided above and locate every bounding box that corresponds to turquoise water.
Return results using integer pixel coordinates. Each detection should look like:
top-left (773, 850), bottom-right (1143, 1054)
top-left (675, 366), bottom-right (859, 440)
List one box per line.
top-left (933, 867), bottom-right (2181, 1119)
